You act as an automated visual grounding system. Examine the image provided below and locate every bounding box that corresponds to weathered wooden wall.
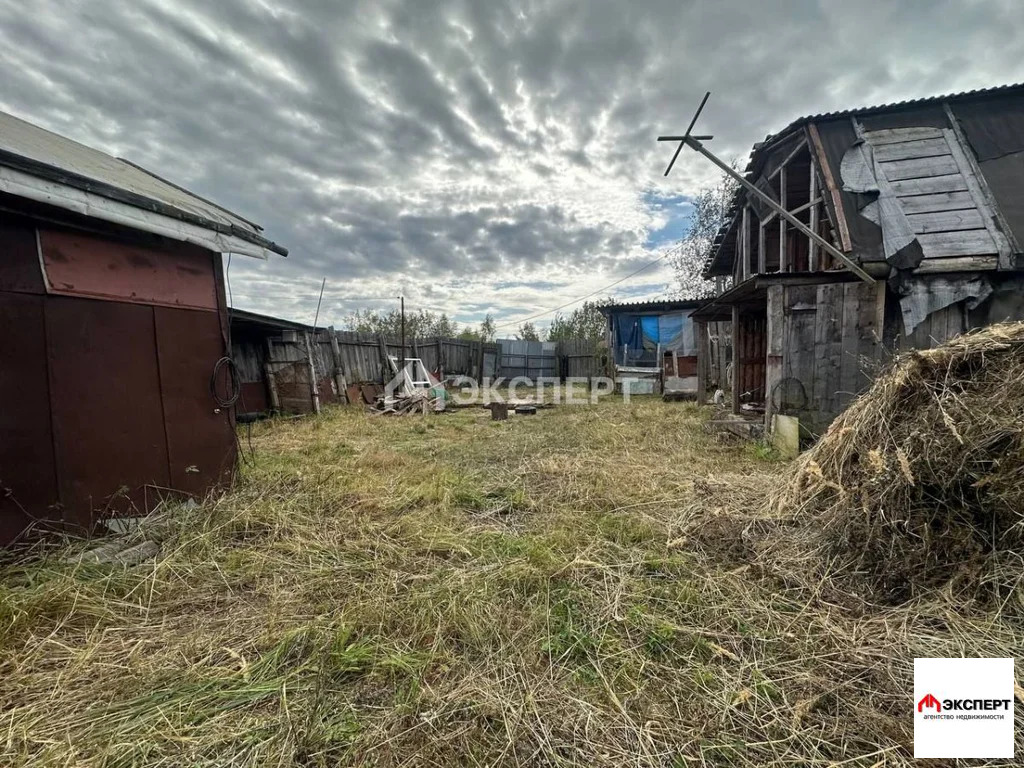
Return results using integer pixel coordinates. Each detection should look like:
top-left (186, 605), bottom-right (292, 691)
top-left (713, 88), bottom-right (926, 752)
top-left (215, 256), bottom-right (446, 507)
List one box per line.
top-left (765, 281), bottom-right (885, 436)
top-left (231, 327), bottom-right (501, 414)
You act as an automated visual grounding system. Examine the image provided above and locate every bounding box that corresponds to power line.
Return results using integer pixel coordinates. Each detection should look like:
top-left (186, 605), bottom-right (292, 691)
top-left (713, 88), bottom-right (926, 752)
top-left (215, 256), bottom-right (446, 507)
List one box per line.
top-left (494, 242), bottom-right (684, 330)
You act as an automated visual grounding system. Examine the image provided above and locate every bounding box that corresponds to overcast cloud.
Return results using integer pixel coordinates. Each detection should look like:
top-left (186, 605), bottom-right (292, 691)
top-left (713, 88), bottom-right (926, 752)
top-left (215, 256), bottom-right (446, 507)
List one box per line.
top-left (2, 0), bottom-right (1023, 330)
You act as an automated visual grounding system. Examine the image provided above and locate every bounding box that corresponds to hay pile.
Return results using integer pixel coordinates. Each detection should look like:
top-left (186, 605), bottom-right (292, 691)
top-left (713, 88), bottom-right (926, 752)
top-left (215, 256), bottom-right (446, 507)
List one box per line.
top-left (766, 322), bottom-right (1024, 606)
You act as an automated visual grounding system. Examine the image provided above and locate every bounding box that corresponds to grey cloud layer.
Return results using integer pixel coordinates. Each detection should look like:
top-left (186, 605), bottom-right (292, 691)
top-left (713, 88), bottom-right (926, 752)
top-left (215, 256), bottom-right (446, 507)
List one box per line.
top-left (2, 0), bottom-right (1023, 325)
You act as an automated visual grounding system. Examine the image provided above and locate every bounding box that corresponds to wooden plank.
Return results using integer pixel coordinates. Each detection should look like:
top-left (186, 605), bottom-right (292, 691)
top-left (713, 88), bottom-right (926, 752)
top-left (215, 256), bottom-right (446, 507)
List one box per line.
top-left (812, 283), bottom-right (843, 421)
top-left (878, 154), bottom-right (960, 181)
top-left (696, 320), bottom-right (708, 403)
top-left (917, 229), bottom-right (997, 258)
top-left (913, 254), bottom-right (998, 273)
top-left (766, 285), bottom-right (784, 355)
top-left (906, 209), bottom-right (985, 234)
top-left (837, 283), bottom-right (862, 414)
top-left (783, 286), bottom-right (818, 422)
top-left (758, 218), bottom-right (766, 274)
top-left (809, 161), bottom-right (819, 270)
top-left (898, 190), bottom-right (977, 215)
top-left (890, 174), bottom-right (968, 197)
top-left (731, 306), bottom-right (740, 414)
top-left (779, 166), bottom-right (788, 271)
top-left (871, 137), bottom-right (951, 162)
top-left (768, 137), bottom-right (808, 179)
top-left (742, 206), bottom-right (751, 280)
top-left (941, 119), bottom-right (1015, 267)
top-left (862, 126), bottom-right (943, 145)
top-left (807, 123), bottom-right (853, 252)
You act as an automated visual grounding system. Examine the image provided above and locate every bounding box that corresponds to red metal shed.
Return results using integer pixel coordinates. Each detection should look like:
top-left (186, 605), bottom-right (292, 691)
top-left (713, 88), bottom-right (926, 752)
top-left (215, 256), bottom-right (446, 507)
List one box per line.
top-left (0, 111), bottom-right (287, 544)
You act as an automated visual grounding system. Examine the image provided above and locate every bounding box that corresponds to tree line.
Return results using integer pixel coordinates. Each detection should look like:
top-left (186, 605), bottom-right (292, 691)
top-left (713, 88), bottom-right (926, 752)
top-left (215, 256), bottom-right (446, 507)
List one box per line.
top-left (345, 170), bottom-right (737, 346)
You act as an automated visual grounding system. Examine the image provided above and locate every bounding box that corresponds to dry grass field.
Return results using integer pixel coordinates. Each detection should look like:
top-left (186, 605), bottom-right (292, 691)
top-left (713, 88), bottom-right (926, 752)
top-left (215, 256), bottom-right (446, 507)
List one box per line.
top-left (1, 372), bottom-right (1021, 766)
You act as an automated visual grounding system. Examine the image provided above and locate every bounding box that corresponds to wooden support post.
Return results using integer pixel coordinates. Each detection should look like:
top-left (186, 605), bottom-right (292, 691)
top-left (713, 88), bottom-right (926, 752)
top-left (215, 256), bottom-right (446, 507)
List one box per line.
top-left (436, 338), bottom-right (444, 379)
top-left (764, 285), bottom-right (784, 431)
top-left (806, 123), bottom-right (853, 253)
top-left (941, 103), bottom-right (1017, 267)
top-left (809, 163), bottom-right (820, 272)
top-left (328, 326), bottom-right (347, 404)
top-left (683, 134), bottom-right (872, 282)
top-left (779, 165), bottom-right (788, 272)
top-left (757, 218), bottom-right (766, 275)
top-left (741, 206), bottom-right (751, 281)
top-left (263, 338), bottom-right (280, 413)
top-left (696, 319), bottom-right (709, 404)
top-left (305, 331), bottom-right (321, 414)
top-left (477, 341), bottom-right (486, 383)
top-left (731, 306), bottom-right (741, 414)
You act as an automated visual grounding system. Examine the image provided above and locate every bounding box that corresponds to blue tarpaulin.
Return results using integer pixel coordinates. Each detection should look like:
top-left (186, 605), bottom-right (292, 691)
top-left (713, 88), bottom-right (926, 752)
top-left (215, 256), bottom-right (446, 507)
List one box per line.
top-left (612, 311), bottom-right (696, 365)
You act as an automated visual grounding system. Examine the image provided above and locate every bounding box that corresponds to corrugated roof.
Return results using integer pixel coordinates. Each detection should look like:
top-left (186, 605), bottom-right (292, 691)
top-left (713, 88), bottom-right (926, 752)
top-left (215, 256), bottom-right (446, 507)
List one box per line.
top-left (596, 298), bottom-right (706, 314)
top-left (768, 82), bottom-right (1024, 146)
top-left (0, 110), bottom-right (287, 257)
top-left (702, 82), bottom-right (1024, 277)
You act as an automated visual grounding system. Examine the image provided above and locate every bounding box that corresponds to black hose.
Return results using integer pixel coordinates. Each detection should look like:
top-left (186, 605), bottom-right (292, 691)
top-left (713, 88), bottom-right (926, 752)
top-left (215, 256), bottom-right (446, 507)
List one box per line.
top-left (210, 356), bottom-right (241, 409)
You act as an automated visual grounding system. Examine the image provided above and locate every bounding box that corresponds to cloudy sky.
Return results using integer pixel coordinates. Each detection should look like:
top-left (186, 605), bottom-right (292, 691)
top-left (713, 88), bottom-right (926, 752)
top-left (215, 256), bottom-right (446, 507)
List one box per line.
top-left (2, 0), bottom-right (1023, 332)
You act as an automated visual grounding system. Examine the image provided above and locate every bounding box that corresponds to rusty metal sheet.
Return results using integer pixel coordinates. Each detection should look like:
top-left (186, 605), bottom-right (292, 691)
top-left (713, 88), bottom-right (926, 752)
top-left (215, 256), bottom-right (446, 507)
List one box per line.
top-left (39, 228), bottom-right (218, 310)
top-left (154, 307), bottom-right (236, 498)
top-left (318, 376), bottom-right (339, 405)
top-left (239, 381), bottom-right (269, 413)
top-left (0, 291), bottom-right (60, 544)
top-left (0, 219), bottom-right (45, 294)
top-left (345, 384), bottom-right (362, 405)
top-left (45, 296), bottom-right (171, 529)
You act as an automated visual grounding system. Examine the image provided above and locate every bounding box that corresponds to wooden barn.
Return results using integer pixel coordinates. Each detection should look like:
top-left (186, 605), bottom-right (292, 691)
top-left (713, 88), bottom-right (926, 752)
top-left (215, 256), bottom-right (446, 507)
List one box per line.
top-left (0, 110), bottom-right (286, 544)
top-left (692, 83), bottom-right (1024, 437)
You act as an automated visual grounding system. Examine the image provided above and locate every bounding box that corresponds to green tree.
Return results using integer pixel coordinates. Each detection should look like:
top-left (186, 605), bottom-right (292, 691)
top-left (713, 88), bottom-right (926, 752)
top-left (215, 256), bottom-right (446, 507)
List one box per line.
top-left (345, 308), bottom-right (461, 338)
top-left (670, 167), bottom-right (739, 298)
top-left (516, 321), bottom-right (542, 341)
top-left (546, 300), bottom-right (608, 345)
top-left (479, 313), bottom-right (497, 342)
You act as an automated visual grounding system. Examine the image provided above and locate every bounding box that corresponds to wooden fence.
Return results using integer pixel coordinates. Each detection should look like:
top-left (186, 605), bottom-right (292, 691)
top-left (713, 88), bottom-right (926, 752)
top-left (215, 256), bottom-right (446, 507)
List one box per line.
top-left (232, 327), bottom-right (500, 415)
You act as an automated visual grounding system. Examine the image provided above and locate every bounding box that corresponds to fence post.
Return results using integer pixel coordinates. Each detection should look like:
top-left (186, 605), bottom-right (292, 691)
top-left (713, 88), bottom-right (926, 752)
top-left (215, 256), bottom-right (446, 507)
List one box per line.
top-left (263, 338), bottom-right (280, 412)
top-left (328, 326), bottom-right (347, 404)
top-left (305, 331), bottom-right (321, 414)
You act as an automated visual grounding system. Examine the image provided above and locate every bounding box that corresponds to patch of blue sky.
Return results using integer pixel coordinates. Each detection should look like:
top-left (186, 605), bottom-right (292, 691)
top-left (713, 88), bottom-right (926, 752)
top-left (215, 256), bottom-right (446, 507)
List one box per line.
top-left (641, 189), bottom-right (695, 249)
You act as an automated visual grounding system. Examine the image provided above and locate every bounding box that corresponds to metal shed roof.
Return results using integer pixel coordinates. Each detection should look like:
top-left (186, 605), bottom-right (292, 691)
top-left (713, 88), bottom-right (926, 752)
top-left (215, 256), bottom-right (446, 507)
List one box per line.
top-left (704, 83), bottom-right (1024, 277)
top-left (596, 298), bottom-right (707, 315)
top-left (0, 111), bottom-right (287, 259)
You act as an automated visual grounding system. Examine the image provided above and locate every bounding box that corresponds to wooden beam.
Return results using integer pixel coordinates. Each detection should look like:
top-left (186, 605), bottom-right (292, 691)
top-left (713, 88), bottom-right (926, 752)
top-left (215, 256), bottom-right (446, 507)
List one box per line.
top-left (809, 162), bottom-right (820, 271)
top-left (767, 138), bottom-right (809, 179)
top-left (304, 331), bottom-right (321, 414)
top-left (806, 123), bottom-right (853, 253)
top-left (328, 326), bottom-right (347, 404)
top-left (779, 165), bottom-right (787, 272)
top-left (696, 320), bottom-right (709, 404)
top-left (742, 205), bottom-right (751, 281)
top-left (731, 305), bottom-right (741, 415)
top-left (942, 101), bottom-right (1018, 265)
top-left (758, 217), bottom-right (767, 274)
top-left (684, 134), bottom-right (873, 283)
